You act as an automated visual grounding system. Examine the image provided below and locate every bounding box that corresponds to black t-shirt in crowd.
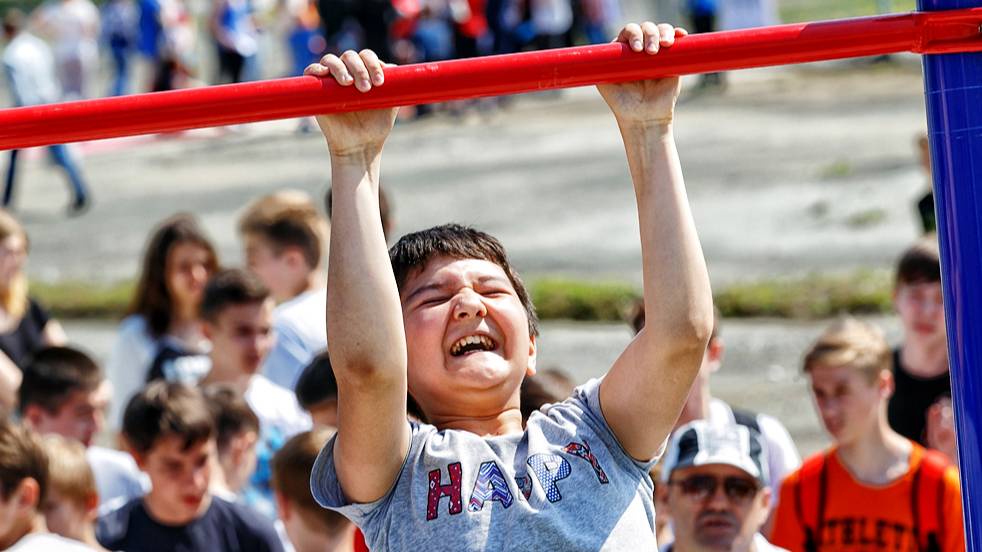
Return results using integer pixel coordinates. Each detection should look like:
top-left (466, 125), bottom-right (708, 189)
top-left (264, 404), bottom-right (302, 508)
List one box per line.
top-left (0, 298), bottom-right (50, 368)
top-left (96, 496), bottom-right (284, 552)
top-left (886, 347), bottom-right (952, 446)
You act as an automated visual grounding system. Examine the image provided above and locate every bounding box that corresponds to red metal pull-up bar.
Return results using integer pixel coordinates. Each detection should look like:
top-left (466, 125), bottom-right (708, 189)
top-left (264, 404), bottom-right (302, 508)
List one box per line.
top-left (2, 8), bottom-right (982, 150)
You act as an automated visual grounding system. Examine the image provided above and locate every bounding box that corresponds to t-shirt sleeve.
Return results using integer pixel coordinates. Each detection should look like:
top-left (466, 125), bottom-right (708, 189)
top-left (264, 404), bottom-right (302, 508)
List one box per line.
top-left (564, 377), bottom-right (664, 472)
top-left (941, 466), bottom-right (965, 552)
top-left (769, 470), bottom-right (806, 552)
top-left (27, 298), bottom-right (51, 331)
top-left (262, 321), bottom-right (309, 390)
top-left (310, 423), bottom-right (416, 527)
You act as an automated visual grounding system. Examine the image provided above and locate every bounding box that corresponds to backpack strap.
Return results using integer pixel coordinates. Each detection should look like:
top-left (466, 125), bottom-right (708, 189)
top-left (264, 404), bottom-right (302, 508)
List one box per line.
top-left (794, 452), bottom-right (829, 552)
top-left (913, 448), bottom-right (949, 552)
top-left (730, 406), bottom-right (762, 434)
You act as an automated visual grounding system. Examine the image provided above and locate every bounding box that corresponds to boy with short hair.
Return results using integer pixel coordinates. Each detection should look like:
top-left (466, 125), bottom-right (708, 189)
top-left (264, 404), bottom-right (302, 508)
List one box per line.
top-left (198, 269), bottom-right (310, 517)
top-left (305, 22), bottom-right (714, 549)
top-left (272, 427), bottom-right (355, 552)
top-left (96, 381), bottom-right (284, 551)
top-left (771, 318), bottom-right (964, 552)
top-left (0, 420), bottom-right (94, 551)
top-left (40, 434), bottom-right (107, 551)
top-left (18, 346), bottom-right (148, 511)
top-left (887, 235), bottom-right (953, 457)
top-left (202, 384), bottom-right (260, 501)
top-left (293, 351), bottom-right (338, 428)
top-left (239, 190), bottom-right (329, 390)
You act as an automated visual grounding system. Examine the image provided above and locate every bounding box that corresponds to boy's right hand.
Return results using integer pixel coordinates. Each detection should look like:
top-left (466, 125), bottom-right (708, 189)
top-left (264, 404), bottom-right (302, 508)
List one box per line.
top-left (305, 50), bottom-right (398, 157)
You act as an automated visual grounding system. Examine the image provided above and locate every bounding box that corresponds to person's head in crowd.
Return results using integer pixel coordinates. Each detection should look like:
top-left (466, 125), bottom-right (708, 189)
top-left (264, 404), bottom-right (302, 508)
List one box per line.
top-left (633, 301), bottom-right (722, 429)
top-left (238, 190), bottom-right (329, 303)
top-left (202, 384), bottom-right (259, 496)
top-left (200, 269), bottom-right (275, 385)
top-left (128, 213), bottom-right (219, 339)
top-left (893, 235), bottom-right (945, 354)
top-left (657, 421), bottom-right (772, 552)
top-left (0, 209), bottom-right (30, 322)
top-left (1, 9), bottom-right (24, 40)
top-left (294, 351), bottom-right (338, 428)
top-left (388, 224), bottom-right (539, 422)
top-left (519, 367), bottom-right (575, 423)
top-left (803, 318), bottom-right (893, 446)
top-left (0, 420), bottom-right (48, 549)
top-left (325, 184), bottom-right (394, 240)
top-left (272, 427), bottom-right (354, 552)
top-left (121, 381), bottom-right (215, 525)
top-left (39, 434), bottom-right (106, 550)
top-left (19, 346), bottom-right (109, 447)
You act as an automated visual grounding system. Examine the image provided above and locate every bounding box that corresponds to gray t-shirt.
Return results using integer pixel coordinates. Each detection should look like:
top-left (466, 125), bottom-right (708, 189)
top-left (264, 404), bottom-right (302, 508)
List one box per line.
top-left (311, 378), bottom-right (661, 551)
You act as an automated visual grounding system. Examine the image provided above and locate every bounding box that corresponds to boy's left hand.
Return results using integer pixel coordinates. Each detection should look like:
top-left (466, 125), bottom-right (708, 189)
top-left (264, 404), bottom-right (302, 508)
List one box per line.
top-left (598, 22), bottom-right (687, 125)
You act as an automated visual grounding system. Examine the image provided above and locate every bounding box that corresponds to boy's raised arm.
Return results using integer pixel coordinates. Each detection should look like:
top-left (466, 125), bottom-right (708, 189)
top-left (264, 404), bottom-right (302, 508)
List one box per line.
top-left (599, 23), bottom-right (715, 461)
top-left (309, 51), bottom-right (411, 503)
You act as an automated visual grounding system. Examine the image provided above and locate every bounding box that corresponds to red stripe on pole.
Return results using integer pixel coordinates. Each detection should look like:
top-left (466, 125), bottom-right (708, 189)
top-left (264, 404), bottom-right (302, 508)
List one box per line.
top-left (2, 8), bottom-right (982, 150)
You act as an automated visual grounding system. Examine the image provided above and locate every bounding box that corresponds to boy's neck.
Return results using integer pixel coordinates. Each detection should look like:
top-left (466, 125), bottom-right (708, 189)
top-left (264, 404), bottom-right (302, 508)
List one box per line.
top-left (279, 272), bottom-right (325, 303)
top-left (836, 417), bottom-right (912, 485)
top-left (900, 340), bottom-right (948, 378)
top-left (203, 359), bottom-right (254, 394)
top-left (675, 382), bottom-right (712, 428)
top-left (143, 491), bottom-right (212, 527)
top-left (429, 407), bottom-right (525, 436)
top-left (5, 514), bottom-right (45, 548)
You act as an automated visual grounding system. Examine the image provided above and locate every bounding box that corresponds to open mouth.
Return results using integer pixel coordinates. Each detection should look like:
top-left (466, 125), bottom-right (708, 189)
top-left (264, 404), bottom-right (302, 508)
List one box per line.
top-left (449, 335), bottom-right (498, 357)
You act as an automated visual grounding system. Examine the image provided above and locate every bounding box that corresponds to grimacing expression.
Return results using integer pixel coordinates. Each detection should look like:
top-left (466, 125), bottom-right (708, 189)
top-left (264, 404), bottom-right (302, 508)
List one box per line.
top-left (664, 464), bottom-right (770, 551)
top-left (400, 256), bottom-right (536, 418)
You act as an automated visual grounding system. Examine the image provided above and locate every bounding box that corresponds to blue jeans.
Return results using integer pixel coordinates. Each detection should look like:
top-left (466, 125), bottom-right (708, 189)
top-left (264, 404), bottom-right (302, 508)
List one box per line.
top-left (4, 145), bottom-right (89, 207)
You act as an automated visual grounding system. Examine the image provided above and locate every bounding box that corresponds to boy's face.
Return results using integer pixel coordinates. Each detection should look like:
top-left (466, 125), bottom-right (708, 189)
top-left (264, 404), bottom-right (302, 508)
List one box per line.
top-left (809, 363), bottom-right (886, 445)
top-left (401, 256), bottom-right (536, 419)
top-left (206, 299), bottom-right (275, 376)
top-left (243, 234), bottom-right (301, 301)
top-left (134, 435), bottom-right (215, 525)
top-left (659, 464), bottom-right (769, 551)
top-left (165, 242), bottom-right (212, 310)
top-left (26, 382), bottom-right (109, 447)
top-left (894, 281), bottom-right (946, 348)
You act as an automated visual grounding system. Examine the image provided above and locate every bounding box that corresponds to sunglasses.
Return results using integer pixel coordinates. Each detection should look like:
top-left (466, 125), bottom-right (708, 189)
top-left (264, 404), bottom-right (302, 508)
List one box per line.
top-left (668, 474), bottom-right (760, 502)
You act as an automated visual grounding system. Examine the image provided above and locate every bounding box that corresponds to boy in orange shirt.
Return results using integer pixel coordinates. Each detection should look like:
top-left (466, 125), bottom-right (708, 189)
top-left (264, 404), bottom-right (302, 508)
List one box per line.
top-left (771, 318), bottom-right (964, 552)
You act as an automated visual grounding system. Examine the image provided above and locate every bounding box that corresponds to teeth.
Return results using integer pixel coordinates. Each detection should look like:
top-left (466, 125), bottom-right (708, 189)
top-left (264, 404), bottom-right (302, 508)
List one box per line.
top-left (450, 335), bottom-right (495, 356)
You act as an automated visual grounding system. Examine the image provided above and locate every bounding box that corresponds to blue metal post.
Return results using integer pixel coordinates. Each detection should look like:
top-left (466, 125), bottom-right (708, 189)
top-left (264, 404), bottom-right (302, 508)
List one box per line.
top-left (919, 0), bottom-right (982, 547)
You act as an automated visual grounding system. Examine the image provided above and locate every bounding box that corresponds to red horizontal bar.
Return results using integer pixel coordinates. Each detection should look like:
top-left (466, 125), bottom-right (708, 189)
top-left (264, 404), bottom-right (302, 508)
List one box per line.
top-left (2, 8), bottom-right (982, 150)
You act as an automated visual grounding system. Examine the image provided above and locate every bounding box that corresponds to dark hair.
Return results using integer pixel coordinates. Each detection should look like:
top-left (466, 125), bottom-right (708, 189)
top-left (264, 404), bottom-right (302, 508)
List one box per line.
top-left (389, 224), bottom-right (538, 336)
top-left (2, 9), bottom-right (24, 36)
top-left (122, 381), bottom-right (214, 455)
top-left (0, 420), bottom-right (47, 505)
top-left (271, 428), bottom-right (350, 534)
top-left (520, 368), bottom-right (575, 422)
top-left (128, 214), bottom-right (219, 338)
top-left (631, 300), bottom-right (721, 340)
top-left (202, 385), bottom-right (260, 453)
top-left (294, 351), bottom-right (337, 411)
top-left (18, 346), bottom-right (102, 415)
top-left (895, 234), bottom-right (941, 287)
top-left (325, 185), bottom-right (393, 239)
top-left (199, 268), bottom-right (270, 322)
top-left (295, 350), bottom-right (425, 421)
top-left (239, 191), bottom-right (328, 269)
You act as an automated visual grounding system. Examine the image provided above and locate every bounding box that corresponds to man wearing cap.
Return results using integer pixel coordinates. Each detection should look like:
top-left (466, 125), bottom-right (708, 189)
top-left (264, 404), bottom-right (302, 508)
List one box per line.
top-left (657, 420), bottom-right (787, 552)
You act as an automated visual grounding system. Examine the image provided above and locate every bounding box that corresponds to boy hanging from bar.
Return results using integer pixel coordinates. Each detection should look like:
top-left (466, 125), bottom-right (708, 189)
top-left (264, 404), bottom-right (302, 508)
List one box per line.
top-left (305, 22), bottom-right (714, 550)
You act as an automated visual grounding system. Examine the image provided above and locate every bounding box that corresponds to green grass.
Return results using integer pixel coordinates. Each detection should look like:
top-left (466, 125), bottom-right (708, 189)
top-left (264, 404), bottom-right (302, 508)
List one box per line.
top-left (780, 0), bottom-right (918, 23)
top-left (28, 271), bottom-right (896, 323)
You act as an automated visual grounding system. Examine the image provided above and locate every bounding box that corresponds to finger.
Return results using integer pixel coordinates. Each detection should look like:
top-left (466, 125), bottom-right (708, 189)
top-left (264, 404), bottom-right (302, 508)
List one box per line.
top-left (303, 62), bottom-right (330, 77)
top-left (615, 23), bottom-right (644, 52)
top-left (640, 21), bottom-right (659, 53)
top-left (657, 23), bottom-right (676, 47)
top-left (340, 50), bottom-right (372, 91)
top-left (319, 54), bottom-right (354, 86)
top-left (675, 27), bottom-right (689, 37)
top-left (359, 49), bottom-right (385, 86)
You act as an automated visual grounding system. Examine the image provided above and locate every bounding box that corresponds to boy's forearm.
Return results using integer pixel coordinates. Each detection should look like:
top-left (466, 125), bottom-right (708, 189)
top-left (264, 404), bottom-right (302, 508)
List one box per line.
top-left (621, 121), bottom-right (713, 347)
top-left (326, 150), bottom-right (408, 382)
